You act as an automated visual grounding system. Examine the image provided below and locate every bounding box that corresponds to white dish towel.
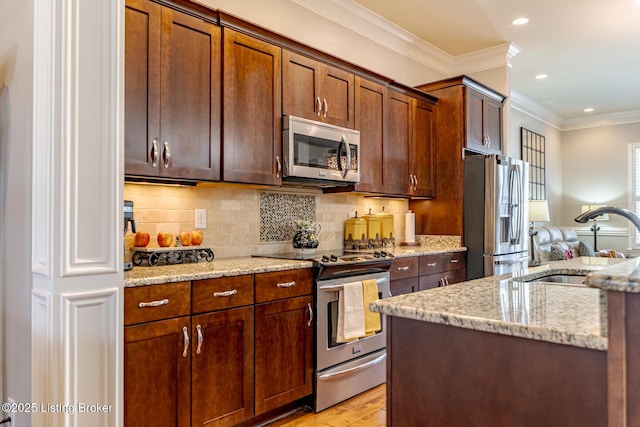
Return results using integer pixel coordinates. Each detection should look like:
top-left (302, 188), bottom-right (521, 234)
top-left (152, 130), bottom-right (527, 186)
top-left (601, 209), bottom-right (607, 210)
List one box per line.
top-left (337, 281), bottom-right (365, 343)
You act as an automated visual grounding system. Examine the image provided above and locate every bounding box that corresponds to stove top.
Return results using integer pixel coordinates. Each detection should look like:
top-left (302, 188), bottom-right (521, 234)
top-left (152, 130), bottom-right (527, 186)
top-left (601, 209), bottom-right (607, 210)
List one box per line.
top-left (256, 250), bottom-right (394, 280)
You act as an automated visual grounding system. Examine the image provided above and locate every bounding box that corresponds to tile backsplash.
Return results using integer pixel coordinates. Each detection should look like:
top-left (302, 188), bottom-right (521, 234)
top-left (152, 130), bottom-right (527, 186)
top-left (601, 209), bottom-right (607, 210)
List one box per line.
top-left (124, 183), bottom-right (412, 259)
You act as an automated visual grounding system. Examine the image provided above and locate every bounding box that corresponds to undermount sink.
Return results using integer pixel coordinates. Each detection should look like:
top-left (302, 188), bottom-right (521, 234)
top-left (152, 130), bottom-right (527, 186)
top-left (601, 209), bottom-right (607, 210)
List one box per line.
top-left (515, 273), bottom-right (588, 286)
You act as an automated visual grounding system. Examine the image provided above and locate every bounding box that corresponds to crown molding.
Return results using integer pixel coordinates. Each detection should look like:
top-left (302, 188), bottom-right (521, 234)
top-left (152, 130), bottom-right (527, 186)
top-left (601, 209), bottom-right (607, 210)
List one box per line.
top-left (290, 0), bottom-right (511, 77)
top-left (561, 109), bottom-right (640, 131)
top-left (510, 91), bottom-right (565, 129)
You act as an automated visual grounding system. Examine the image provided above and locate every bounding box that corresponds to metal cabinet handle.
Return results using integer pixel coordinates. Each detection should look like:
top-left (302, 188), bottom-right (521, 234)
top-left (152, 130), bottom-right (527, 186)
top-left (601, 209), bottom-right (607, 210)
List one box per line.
top-left (196, 324), bottom-right (203, 355)
top-left (163, 141), bottom-right (171, 168)
top-left (323, 98), bottom-right (328, 117)
top-left (450, 259), bottom-right (459, 263)
top-left (413, 174), bottom-right (418, 190)
top-left (307, 302), bottom-right (313, 327)
top-left (427, 262), bottom-right (437, 267)
top-left (182, 326), bottom-right (189, 358)
top-left (213, 289), bottom-right (237, 298)
top-left (275, 155), bottom-right (281, 178)
top-left (445, 277), bottom-right (450, 286)
top-left (138, 298), bottom-right (169, 308)
top-left (397, 266), bottom-right (410, 271)
top-left (151, 139), bottom-right (159, 167)
top-left (277, 281), bottom-right (296, 288)
top-left (316, 97), bottom-right (322, 117)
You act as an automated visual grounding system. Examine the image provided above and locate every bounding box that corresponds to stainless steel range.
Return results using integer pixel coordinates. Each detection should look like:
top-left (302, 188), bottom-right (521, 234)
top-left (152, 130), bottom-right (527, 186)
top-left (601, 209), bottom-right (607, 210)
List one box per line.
top-left (259, 250), bottom-right (393, 412)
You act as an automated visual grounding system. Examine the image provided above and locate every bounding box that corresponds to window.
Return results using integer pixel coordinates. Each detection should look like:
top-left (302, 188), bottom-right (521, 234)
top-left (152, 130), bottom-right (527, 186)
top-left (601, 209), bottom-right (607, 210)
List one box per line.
top-left (629, 143), bottom-right (640, 247)
top-left (521, 127), bottom-right (546, 200)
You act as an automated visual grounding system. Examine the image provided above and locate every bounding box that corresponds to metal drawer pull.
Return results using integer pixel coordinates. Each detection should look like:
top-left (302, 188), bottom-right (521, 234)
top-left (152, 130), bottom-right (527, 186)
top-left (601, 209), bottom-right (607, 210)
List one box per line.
top-left (307, 303), bottom-right (313, 327)
top-left (213, 289), bottom-right (237, 298)
top-left (182, 326), bottom-right (189, 358)
top-left (450, 259), bottom-right (459, 263)
top-left (277, 281), bottom-right (296, 288)
top-left (427, 262), bottom-right (437, 267)
top-left (318, 353), bottom-right (387, 380)
top-left (196, 324), bottom-right (203, 355)
top-left (397, 266), bottom-right (410, 271)
top-left (138, 298), bottom-right (169, 308)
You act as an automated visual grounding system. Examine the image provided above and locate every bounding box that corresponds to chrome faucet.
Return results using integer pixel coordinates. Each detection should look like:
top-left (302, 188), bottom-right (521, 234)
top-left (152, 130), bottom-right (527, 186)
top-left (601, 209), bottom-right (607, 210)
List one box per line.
top-left (574, 206), bottom-right (640, 234)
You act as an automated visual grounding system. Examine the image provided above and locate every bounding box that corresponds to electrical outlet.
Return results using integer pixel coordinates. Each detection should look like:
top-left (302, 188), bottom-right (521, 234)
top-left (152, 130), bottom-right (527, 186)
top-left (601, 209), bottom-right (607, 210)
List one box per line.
top-left (195, 209), bottom-right (207, 229)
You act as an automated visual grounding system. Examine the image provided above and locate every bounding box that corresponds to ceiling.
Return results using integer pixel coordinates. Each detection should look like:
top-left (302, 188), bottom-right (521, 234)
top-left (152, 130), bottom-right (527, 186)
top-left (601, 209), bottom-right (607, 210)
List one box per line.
top-left (354, 0), bottom-right (640, 122)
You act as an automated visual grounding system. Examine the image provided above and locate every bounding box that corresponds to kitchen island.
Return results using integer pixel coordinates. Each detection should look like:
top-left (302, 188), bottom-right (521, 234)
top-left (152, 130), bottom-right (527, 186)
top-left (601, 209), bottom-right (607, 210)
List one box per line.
top-left (370, 257), bottom-right (625, 427)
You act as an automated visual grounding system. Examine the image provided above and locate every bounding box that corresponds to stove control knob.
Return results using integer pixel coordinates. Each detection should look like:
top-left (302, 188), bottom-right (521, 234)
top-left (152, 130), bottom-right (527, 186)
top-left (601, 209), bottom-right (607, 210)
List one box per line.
top-left (321, 255), bottom-right (330, 263)
top-left (373, 251), bottom-right (381, 258)
top-left (380, 251), bottom-right (388, 257)
top-left (329, 254), bottom-right (338, 262)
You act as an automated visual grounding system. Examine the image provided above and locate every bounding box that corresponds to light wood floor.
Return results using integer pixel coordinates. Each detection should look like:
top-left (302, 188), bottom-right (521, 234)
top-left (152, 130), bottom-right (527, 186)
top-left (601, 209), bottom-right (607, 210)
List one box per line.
top-left (267, 385), bottom-right (386, 427)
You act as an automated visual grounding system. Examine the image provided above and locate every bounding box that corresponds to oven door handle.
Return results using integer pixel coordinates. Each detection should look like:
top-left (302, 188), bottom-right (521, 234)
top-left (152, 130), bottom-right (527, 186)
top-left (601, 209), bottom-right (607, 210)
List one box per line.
top-left (317, 353), bottom-right (387, 380)
top-left (318, 277), bottom-right (388, 292)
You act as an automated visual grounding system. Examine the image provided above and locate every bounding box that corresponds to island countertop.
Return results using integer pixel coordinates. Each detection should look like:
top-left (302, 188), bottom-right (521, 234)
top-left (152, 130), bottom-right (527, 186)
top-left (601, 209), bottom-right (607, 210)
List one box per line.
top-left (371, 256), bottom-right (627, 350)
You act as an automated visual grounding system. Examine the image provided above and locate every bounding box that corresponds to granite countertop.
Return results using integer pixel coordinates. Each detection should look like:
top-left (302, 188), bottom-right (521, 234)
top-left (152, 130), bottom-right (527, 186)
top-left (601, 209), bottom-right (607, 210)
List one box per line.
top-left (587, 256), bottom-right (640, 292)
top-left (125, 237), bottom-right (466, 287)
top-left (124, 257), bottom-right (314, 287)
top-left (371, 257), bottom-right (627, 351)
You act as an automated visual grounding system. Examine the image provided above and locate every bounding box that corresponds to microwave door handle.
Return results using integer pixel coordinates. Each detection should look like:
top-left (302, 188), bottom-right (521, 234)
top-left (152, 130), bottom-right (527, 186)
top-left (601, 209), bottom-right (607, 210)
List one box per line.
top-left (343, 136), bottom-right (351, 179)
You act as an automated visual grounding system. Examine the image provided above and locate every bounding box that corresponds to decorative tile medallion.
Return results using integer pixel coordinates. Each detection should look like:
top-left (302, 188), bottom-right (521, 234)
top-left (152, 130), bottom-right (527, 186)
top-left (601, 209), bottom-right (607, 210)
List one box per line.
top-left (260, 192), bottom-right (316, 242)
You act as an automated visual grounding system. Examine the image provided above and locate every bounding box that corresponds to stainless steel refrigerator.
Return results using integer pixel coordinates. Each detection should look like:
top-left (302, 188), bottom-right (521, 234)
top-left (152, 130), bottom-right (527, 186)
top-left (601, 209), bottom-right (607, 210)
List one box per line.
top-left (464, 154), bottom-right (529, 280)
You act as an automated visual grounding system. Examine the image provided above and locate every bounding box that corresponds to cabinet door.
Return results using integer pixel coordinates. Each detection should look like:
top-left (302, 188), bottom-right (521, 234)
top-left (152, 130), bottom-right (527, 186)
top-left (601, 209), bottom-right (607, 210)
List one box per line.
top-left (321, 64), bottom-right (355, 128)
top-left (411, 99), bottom-right (435, 197)
top-left (191, 307), bottom-right (254, 427)
top-left (391, 277), bottom-right (419, 296)
top-left (385, 90), bottom-right (412, 195)
top-left (354, 77), bottom-right (386, 193)
top-left (223, 29), bottom-right (282, 185)
top-left (124, 0), bottom-right (161, 177)
top-left (419, 268), bottom-right (466, 291)
top-left (124, 317), bottom-right (191, 427)
top-left (159, 8), bottom-right (221, 180)
top-left (282, 50), bottom-right (322, 120)
top-left (255, 296), bottom-right (313, 415)
top-left (465, 87), bottom-right (486, 153)
top-left (483, 96), bottom-right (503, 153)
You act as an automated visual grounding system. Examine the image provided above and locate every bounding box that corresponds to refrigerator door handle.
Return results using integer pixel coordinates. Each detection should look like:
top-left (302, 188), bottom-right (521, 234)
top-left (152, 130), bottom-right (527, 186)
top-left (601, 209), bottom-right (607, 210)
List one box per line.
top-left (495, 256), bottom-right (529, 265)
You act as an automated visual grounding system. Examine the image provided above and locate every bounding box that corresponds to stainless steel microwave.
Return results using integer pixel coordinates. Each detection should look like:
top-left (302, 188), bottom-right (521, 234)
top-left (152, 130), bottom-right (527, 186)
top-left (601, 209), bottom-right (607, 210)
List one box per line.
top-left (283, 115), bottom-right (360, 185)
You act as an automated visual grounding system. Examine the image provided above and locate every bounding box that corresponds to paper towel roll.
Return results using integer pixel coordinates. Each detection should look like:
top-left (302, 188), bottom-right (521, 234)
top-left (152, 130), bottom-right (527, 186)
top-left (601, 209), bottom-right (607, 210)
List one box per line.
top-left (405, 211), bottom-right (415, 243)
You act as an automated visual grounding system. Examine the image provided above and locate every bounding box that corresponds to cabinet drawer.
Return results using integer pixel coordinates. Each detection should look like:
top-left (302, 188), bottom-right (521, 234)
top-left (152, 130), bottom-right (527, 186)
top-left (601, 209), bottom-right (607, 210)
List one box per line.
top-left (124, 282), bottom-right (191, 326)
top-left (419, 252), bottom-right (466, 275)
top-left (391, 277), bottom-right (419, 296)
top-left (255, 269), bottom-right (313, 303)
top-left (192, 275), bottom-right (254, 314)
top-left (390, 256), bottom-right (419, 281)
top-left (419, 268), bottom-right (467, 291)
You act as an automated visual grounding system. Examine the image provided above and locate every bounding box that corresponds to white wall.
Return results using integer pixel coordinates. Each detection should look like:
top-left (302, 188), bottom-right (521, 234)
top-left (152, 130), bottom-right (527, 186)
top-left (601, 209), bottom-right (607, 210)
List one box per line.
top-left (509, 108), bottom-right (564, 223)
top-left (0, 0), bottom-right (34, 423)
top-left (562, 122), bottom-right (640, 252)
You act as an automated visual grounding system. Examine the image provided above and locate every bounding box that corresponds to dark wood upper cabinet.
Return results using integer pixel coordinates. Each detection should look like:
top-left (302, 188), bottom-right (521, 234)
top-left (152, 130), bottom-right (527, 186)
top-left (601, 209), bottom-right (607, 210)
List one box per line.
top-left (222, 28), bottom-right (282, 185)
top-left (283, 50), bottom-right (355, 129)
top-left (384, 89), bottom-right (413, 195)
top-left (410, 75), bottom-right (505, 235)
top-left (125, 0), bottom-right (221, 181)
top-left (411, 99), bottom-right (435, 197)
top-left (354, 76), bottom-right (387, 193)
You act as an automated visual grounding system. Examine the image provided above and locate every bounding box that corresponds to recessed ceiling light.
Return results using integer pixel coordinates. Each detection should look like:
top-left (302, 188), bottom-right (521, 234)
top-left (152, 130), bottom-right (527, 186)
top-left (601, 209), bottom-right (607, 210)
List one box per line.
top-left (584, 108), bottom-right (595, 113)
top-left (535, 74), bottom-right (548, 80)
top-left (512, 17), bottom-right (529, 26)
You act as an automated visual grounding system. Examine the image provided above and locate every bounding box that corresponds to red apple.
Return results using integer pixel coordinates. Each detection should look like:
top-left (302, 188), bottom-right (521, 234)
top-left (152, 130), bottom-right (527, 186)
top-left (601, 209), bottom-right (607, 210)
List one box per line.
top-left (190, 230), bottom-right (204, 246)
top-left (134, 231), bottom-right (150, 247)
top-left (157, 231), bottom-right (173, 247)
top-left (179, 231), bottom-right (192, 246)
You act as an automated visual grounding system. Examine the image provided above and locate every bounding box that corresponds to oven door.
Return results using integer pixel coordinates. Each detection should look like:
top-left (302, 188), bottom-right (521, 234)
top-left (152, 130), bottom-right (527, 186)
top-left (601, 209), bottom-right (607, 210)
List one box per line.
top-left (315, 271), bottom-right (390, 372)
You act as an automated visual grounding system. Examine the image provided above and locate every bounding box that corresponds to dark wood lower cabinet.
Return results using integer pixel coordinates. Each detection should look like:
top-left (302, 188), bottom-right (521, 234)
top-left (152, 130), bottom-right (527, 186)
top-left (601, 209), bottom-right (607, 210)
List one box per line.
top-left (387, 317), bottom-right (607, 426)
top-left (124, 317), bottom-right (191, 427)
top-left (191, 307), bottom-right (254, 427)
top-left (254, 296), bottom-right (313, 415)
top-left (419, 268), bottom-right (466, 290)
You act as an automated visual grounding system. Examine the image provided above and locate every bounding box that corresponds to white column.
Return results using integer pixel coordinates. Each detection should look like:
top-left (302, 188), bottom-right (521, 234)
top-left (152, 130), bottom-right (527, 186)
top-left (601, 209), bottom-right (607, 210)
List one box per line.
top-left (32, 0), bottom-right (124, 424)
